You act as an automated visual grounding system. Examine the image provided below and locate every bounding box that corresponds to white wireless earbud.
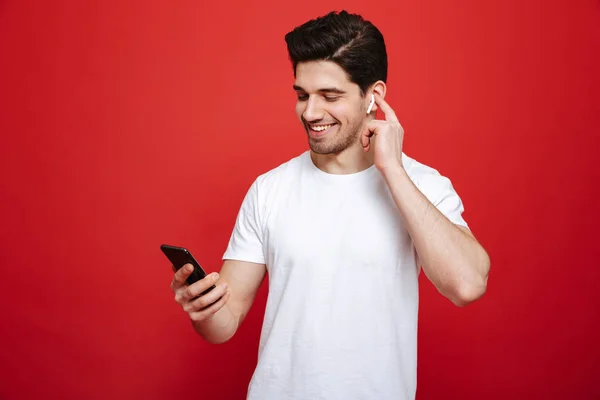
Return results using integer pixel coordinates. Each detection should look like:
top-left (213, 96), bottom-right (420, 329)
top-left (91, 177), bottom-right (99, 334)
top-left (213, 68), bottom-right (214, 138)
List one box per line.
top-left (366, 94), bottom-right (375, 114)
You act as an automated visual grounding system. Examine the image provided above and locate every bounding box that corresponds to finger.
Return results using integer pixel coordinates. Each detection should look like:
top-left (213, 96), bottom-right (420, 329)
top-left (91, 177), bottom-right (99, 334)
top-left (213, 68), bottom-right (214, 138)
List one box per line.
top-left (374, 93), bottom-right (399, 123)
top-left (361, 120), bottom-right (383, 150)
top-left (360, 121), bottom-right (377, 151)
top-left (360, 129), bottom-right (370, 150)
top-left (189, 289), bottom-right (232, 322)
top-left (171, 263), bottom-right (193, 290)
top-left (187, 282), bottom-right (229, 312)
top-left (182, 272), bottom-right (220, 302)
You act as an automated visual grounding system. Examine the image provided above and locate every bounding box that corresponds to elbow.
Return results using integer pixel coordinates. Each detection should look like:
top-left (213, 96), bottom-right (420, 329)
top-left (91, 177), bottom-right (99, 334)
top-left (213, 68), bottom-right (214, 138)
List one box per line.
top-left (451, 279), bottom-right (487, 307)
top-left (198, 329), bottom-right (236, 345)
top-left (205, 335), bottom-right (234, 345)
top-left (450, 253), bottom-right (490, 307)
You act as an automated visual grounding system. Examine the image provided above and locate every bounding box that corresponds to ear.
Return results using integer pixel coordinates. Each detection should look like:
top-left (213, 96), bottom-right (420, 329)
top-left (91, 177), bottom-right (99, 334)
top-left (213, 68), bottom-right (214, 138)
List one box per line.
top-left (366, 81), bottom-right (387, 114)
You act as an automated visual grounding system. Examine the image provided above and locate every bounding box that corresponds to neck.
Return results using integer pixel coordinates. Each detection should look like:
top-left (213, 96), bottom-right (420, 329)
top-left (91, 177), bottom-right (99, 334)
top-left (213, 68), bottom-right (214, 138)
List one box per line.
top-left (310, 140), bottom-right (375, 175)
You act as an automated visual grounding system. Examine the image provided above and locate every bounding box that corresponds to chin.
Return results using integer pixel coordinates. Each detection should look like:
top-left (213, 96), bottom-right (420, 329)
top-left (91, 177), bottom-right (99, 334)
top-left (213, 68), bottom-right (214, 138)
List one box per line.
top-left (308, 139), bottom-right (347, 155)
top-left (308, 142), bottom-right (330, 154)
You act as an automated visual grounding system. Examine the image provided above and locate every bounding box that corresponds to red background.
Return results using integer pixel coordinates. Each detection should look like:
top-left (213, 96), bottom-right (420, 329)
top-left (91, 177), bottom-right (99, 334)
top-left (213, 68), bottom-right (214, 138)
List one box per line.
top-left (1, 0), bottom-right (599, 399)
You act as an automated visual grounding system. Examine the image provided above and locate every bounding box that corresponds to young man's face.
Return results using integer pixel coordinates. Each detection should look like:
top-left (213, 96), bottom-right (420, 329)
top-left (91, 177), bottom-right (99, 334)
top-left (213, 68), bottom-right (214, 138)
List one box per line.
top-left (293, 61), bottom-right (368, 155)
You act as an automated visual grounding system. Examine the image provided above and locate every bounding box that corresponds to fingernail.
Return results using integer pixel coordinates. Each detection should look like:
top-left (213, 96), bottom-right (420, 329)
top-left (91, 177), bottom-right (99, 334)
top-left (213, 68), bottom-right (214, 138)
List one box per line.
top-left (222, 283), bottom-right (228, 290)
top-left (213, 273), bottom-right (220, 281)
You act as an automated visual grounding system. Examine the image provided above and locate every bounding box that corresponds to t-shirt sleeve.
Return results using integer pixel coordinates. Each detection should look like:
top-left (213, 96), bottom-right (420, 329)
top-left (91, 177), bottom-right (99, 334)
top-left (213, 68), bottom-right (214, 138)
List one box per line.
top-left (410, 165), bottom-right (470, 268)
top-left (222, 179), bottom-right (266, 264)
top-left (413, 167), bottom-right (470, 230)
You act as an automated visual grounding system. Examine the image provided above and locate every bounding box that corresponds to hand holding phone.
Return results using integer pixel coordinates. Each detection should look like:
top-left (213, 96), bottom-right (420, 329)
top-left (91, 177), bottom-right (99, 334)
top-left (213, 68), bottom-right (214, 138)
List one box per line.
top-left (162, 244), bottom-right (231, 323)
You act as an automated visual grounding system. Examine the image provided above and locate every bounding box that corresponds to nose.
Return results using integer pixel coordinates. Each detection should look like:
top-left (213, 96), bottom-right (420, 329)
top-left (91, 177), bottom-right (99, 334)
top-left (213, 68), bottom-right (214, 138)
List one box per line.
top-left (302, 96), bottom-right (324, 122)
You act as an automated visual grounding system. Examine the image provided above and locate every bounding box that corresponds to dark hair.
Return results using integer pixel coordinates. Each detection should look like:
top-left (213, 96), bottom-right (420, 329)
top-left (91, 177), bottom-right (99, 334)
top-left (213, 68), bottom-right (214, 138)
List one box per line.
top-left (284, 10), bottom-right (387, 96)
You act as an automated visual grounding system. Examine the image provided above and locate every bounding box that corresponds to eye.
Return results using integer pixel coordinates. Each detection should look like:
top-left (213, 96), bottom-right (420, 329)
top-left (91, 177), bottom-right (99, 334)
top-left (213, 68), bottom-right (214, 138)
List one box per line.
top-left (324, 96), bottom-right (340, 102)
top-left (296, 93), bottom-right (308, 101)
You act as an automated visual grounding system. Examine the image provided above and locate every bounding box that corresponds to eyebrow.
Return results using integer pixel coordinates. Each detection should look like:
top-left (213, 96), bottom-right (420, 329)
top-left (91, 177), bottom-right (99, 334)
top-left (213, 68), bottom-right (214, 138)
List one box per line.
top-left (293, 85), bottom-right (346, 94)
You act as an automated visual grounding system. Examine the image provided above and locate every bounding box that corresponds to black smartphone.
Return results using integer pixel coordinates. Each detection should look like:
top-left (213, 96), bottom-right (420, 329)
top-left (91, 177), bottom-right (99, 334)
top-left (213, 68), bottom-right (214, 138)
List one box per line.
top-left (160, 244), bottom-right (216, 296)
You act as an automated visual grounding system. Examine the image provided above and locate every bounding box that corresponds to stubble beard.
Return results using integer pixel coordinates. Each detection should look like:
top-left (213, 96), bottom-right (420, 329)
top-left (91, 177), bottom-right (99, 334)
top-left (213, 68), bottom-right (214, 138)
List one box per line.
top-left (307, 119), bottom-right (364, 155)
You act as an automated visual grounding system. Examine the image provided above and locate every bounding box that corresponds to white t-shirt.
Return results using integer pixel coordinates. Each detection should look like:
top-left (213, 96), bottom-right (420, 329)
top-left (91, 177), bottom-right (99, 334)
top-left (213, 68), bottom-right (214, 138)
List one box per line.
top-left (222, 150), bottom-right (469, 400)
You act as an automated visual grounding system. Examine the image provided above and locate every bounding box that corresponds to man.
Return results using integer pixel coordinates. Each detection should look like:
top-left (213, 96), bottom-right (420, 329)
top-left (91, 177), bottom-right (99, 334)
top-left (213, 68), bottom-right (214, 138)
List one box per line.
top-left (170, 10), bottom-right (490, 400)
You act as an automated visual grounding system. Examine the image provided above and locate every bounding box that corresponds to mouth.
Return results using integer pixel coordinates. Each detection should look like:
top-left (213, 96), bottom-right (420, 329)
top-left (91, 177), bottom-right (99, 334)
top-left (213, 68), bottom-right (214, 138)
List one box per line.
top-left (307, 123), bottom-right (337, 138)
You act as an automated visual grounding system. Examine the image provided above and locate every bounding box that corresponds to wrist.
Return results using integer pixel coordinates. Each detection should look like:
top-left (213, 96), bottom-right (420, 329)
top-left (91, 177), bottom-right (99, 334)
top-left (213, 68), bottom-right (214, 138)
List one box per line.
top-left (193, 304), bottom-right (238, 344)
top-left (380, 160), bottom-right (408, 182)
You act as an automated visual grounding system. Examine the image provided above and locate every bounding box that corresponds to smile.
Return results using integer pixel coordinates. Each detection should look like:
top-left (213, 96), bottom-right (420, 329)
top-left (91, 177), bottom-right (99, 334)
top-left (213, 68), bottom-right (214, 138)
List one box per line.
top-left (310, 124), bottom-right (335, 132)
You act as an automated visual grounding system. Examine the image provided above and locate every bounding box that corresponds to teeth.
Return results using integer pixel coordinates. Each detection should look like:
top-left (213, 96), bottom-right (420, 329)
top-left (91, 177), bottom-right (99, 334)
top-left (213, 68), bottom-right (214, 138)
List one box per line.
top-left (311, 124), bottom-right (333, 132)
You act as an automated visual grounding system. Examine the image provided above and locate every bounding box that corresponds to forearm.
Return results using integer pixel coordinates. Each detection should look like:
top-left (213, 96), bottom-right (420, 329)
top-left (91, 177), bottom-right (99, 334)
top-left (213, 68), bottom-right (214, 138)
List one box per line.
top-left (192, 303), bottom-right (239, 344)
top-left (191, 260), bottom-right (266, 344)
top-left (382, 165), bottom-right (490, 306)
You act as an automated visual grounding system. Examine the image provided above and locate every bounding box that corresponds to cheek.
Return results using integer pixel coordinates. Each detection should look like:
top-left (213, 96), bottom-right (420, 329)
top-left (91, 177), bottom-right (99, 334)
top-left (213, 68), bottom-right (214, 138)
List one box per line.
top-left (328, 103), bottom-right (348, 122)
top-left (295, 102), bottom-right (305, 120)
top-left (329, 101), bottom-right (362, 124)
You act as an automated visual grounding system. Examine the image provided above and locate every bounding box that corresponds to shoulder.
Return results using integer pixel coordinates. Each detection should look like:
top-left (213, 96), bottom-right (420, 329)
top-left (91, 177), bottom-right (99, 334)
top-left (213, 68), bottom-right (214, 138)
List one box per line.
top-left (401, 153), bottom-right (459, 203)
top-left (402, 153), bottom-right (443, 182)
top-left (253, 151), bottom-right (308, 190)
top-left (236, 151), bottom-right (309, 208)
